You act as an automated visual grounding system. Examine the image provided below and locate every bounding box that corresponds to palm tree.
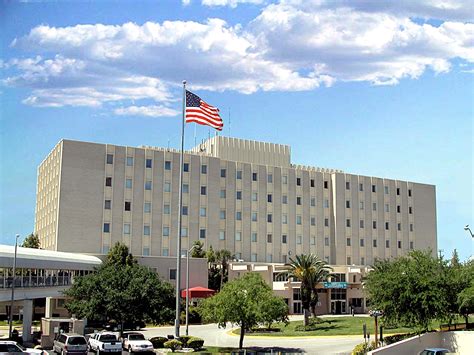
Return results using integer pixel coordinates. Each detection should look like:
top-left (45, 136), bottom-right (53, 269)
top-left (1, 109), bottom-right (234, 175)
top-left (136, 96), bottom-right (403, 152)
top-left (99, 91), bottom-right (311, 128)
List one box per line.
top-left (280, 254), bottom-right (332, 326)
top-left (216, 249), bottom-right (233, 289)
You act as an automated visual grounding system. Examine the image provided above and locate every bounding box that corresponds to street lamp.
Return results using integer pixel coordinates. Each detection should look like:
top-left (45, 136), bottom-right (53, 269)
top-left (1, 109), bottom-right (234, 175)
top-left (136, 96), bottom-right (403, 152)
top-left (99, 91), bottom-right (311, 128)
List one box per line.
top-left (185, 244), bottom-right (197, 336)
top-left (464, 225), bottom-right (473, 238)
top-left (9, 234), bottom-right (20, 339)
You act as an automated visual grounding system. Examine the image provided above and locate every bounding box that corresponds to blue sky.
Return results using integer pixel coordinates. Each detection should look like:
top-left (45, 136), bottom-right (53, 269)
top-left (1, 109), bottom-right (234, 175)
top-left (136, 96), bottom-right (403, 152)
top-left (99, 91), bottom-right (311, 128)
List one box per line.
top-left (1, 0), bottom-right (473, 261)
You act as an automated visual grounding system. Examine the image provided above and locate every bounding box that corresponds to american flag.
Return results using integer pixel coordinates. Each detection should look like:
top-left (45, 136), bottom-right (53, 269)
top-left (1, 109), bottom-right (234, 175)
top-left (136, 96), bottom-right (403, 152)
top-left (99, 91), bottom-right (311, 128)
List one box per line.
top-left (185, 90), bottom-right (223, 131)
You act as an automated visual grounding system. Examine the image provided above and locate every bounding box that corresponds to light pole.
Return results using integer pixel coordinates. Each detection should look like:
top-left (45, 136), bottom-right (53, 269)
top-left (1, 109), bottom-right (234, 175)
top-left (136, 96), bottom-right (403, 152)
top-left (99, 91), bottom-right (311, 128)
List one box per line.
top-left (9, 234), bottom-right (20, 339)
top-left (185, 244), bottom-right (197, 336)
top-left (464, 225), bottom-right (473, 238)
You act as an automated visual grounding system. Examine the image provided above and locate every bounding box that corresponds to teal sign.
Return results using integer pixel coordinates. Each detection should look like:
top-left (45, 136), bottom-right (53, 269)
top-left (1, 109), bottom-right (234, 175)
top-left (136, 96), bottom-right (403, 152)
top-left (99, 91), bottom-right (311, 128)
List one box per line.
top-left (323, 282), bottom-right (348, 289)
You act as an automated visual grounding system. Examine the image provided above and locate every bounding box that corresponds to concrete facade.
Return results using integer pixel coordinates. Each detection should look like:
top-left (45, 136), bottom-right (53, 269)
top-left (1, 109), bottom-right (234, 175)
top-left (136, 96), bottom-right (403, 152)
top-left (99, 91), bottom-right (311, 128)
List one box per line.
top-left (35, 136), bottom-right (437, 265)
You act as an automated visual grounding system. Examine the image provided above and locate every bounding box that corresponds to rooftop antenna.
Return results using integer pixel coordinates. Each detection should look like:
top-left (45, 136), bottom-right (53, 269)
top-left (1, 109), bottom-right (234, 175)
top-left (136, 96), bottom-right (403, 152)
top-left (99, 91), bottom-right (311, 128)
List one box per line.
top-left (167, 139), bottom-right (170, 151)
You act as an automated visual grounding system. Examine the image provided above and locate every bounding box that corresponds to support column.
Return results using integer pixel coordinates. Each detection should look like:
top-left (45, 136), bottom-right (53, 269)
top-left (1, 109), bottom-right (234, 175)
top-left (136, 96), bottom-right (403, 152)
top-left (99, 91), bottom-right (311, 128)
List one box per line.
top-left (22, 299), bottom-right (33, 343)
top-left (45, 297), bottom-right (53, 318)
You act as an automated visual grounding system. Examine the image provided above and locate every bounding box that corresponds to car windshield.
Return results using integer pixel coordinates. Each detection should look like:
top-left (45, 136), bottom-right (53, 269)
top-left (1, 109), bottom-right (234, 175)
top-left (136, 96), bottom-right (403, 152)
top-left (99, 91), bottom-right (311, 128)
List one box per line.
top-left (100, 334), bottom-right (117, 342)
top-left (68, 337), bottom-right (87, 345)
top-left (129, 334), bottom-right (145, 341)
top-left (16, 343), bottom-right (27, 351)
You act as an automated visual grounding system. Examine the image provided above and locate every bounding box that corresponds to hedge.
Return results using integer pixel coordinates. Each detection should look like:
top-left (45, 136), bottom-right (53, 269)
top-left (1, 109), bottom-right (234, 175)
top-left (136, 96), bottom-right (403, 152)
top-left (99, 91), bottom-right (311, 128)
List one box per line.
top-left (150, 336), bottom-right (168, 349)
top-left (187, 336), bottom-right (205, 350)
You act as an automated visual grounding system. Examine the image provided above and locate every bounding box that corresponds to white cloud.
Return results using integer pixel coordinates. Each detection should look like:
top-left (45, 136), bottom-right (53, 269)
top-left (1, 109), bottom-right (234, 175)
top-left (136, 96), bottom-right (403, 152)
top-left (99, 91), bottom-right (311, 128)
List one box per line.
top-left (202, 0), bottom-right (265, 8)
top-left (114, 105), bottom-right (180, 117)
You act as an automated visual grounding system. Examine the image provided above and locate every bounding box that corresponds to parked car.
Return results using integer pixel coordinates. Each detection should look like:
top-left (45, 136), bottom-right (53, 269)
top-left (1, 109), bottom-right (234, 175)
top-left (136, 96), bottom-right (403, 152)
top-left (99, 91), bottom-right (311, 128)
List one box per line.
top-left (88, 332), bottom-right (122, 354)
top-left (419, 349), bottom-right (451, 355)
top-left (106, 320), bottom-right (146, 331)
top-left (121, 332), bottom-right (154, 353)
top-left (53, 333), bottom-right (88, 354)
top-left (0, 340), bottom-right (47, 354)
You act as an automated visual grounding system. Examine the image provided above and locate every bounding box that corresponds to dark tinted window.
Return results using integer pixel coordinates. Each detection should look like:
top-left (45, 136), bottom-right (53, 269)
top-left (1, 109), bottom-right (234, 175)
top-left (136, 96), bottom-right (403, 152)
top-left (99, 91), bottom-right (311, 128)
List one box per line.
top-left (68, 336), bottom-right (87, 345)
top-left (59, 334), bottom-right (67, 343)
top-left (99, 334), bottom-right (117, 342)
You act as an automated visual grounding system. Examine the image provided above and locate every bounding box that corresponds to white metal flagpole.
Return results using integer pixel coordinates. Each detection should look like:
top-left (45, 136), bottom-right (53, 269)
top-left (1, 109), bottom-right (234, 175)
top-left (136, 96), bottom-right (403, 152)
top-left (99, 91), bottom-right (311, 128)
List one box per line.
top-left (175, 80), bottom-right (186, 337)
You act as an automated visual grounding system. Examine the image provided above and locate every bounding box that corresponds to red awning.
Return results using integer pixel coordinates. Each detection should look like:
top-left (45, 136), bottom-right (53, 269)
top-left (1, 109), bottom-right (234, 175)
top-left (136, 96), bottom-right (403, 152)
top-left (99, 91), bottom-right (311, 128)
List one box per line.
top-left (181, 286), bottom-right (216, 299)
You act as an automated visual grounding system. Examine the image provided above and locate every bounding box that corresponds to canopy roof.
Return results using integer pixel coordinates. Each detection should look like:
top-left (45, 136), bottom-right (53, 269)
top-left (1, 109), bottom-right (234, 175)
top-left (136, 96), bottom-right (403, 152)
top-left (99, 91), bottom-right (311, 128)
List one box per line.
top-left (180, 286), bottom-right (215, 298)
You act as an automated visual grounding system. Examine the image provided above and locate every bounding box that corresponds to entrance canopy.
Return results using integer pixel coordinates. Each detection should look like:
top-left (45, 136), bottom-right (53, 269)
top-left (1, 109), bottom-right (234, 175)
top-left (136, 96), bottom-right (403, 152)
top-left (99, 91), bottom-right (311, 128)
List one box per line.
top-left (181, 286), bottom-right (215, 299)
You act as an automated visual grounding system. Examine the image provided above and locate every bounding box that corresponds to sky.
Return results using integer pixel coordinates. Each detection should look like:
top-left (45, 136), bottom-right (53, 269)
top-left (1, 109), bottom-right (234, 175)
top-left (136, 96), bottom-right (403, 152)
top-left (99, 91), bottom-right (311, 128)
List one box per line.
top-left (0, 0), bottom-right (473, 261)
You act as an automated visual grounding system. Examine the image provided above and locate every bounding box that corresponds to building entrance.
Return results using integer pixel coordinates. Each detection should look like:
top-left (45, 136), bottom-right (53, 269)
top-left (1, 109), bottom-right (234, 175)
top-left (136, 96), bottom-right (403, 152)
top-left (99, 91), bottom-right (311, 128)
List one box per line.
top-left (331, 300), bottom-right (346, 314)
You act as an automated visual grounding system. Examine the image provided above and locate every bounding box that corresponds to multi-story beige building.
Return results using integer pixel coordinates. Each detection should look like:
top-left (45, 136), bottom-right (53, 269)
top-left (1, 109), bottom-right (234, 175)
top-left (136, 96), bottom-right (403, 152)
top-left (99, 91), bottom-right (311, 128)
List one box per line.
top-left (35, 136), bottom-right (437, 267)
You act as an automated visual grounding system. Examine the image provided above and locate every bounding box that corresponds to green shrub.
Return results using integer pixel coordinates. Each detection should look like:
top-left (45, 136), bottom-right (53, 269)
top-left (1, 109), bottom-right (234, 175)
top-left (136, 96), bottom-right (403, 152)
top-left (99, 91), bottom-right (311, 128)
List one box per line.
top-left (187, 336), bottom-right (204, 350)
top-left (164, 339), bottom-right (182, 352)
top-left (351, 341), bottom-right (375, 355)
top-left (178, 335), bottom-right (192, 346)
top-left (150, 336), bottom-right (168, 349)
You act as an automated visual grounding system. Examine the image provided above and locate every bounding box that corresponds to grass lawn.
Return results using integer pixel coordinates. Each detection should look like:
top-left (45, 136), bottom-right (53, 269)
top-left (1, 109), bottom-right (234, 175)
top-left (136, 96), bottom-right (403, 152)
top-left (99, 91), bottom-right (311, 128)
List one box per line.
top-left (231, 316), bottom-right (427, 337)
top-left (193, 346), bottom-right (304, 354)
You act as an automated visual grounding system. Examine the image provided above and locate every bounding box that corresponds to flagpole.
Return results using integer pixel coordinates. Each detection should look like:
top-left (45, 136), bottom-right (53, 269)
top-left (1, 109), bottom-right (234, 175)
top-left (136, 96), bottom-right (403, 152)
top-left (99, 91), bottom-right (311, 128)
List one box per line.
top-left (175, 80), bottom-right (186, 337)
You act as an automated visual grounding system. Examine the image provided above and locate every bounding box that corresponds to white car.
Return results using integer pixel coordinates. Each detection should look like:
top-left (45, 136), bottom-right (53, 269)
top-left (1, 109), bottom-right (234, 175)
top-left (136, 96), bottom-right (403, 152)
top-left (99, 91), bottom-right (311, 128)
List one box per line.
top-left (121, 332), bottom-right (154, 353)
top-left (0, 340), bottom-right (47, 354)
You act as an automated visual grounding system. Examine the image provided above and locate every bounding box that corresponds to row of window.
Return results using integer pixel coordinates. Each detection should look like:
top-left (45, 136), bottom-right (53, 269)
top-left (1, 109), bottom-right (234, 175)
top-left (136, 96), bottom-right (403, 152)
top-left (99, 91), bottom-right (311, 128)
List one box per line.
top-left (346, 219), bottom-right (414, 231)
top-left (345, 181), bottom-right (412, 196)
top-left (347, 238), bottom-right (413, 249)
top-left (346, 201), bottom-right (413, 214)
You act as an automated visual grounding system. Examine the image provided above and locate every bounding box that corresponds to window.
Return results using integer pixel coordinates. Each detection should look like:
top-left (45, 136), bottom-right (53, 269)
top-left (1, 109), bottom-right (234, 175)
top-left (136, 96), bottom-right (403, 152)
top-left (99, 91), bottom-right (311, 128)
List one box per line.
top-left (266, 254), bottom-right (273, 262)
top-left (182, 206), bottom-right (188, 215)
top-left (311, 236), bottom-right (316, 245)
top-left (252, 192), bottom-right (258, 201)
top-left (311, 217), bottom-right (316, 226)
top-left (410, 223), bottom-right (414, 232)
top-left (181, 228), bottom-right (188, 237)
top-left (145, 180), bottom-right (152, 190)
top-left (267, 234), bottom-right (272, 243)
top-left (325, 237), bottom-right (329, 246)
top-left (386, 240), bottom-right (390, 248)
top-left (408, 189), bottom-right (412, 197)
top-left (282, 195), bottom-right (288, 204)
top-left (324, 199), bottom-right (329, 208)
top-left (200, 186), bottom-right (206, 195)
top-left (169, 269), bottom-right (176, 280)
top-left (163, 226), bottom-right (170, 237)
top-left (311, 179), bottom-right (315, 187)
top-left (201, 165), bottom-right (207, 174)
top-left (200, 207), bottom-right (206, 217)
top-left (183, 163), bottom-right (189, 172)
top-left (251, 253), bottom-right (257, 262)
top-left (220, 210), bottom-right (226, 219)
top-left (384, 186), bottom-right (389, 194)
top-left (220, 168), bottom-right (226, 178)
top-left (282, 175), bottom-right (288, 184)
top-left (372, 184), bottom-right (376, 193)
top-left (409, 206), bottom-right (413, 214)
top-left (372, 202), bottom-right (377, 211)
top-left (104, 200), bottom-right (111, 210)
top-left (297, 196), bottom-right (302, 205)
top-left (398, 241), bottom-right (402, 249)
top-left (124, 224), bottom-right (130, 234)
top-left (373, 239), bottom-right (377, 247)
top-left (397, 223), bottom-right (401, 231)
top-left (297, 235), bottom-right (302, 244)
top-left (397, 205), bottom-right (401, 213)
top-left (146, 159), bottom-right (152, 168)
top-left (360, 238), bottom-right (364, 247)
top-left (105, 177), bottom-right (112, 187)
top-left (324, 181), bottom-right (328, 189)
top-left (268, 174), bottom-right (273, 183)
top-left (361, 257), bottom-right (365, 265)
top-left (251, 233), bottom-right (257, 242)
top-left (385, 222), bottom-right (389, 230)
top-left (267, 194), bottom-right (272, 203)
top-left (385, 204), bottom-right (390, 212)
top-left (236, 211), bottom-right (242, 220)
top-left (267, 214), bottom-right (273, 223)
top-left (282, 235), bottom-right (287, 244)
top-left (396, 187), bottom-right (400, 195)
top-left (373, 221), bottom-right (377, 229)
top-left (297, 177), bottom-right (301, 186)
top-left (126, 156), bottom-right (133, 166)
top-left (347, 257), bottom-right (352, 265)
top-left (325, 218), bottom-right (329, 227)
top-left (251, 212), bottom-right (258, 221)
top-left (360, 220), bottom-right (364, 228)
top-left (220, 189), bottom-right (226, 198)
top-left (162, 248), bottom-right (169, 257)
top-left (125, 201), bottom-right (131, 211)
top-left (219, 231), bottom-right (226, 240)
top-left (235, 232), bottom-right (241, 241)
top-left (282, 214), bottom-right (288, 224)
top-left (346, 200), bottom-right (351, 208)
top-left (359, 183), bottom-right (364, 191)
top-left (360, 201), bottom-right (364, 210)
top-left (164, 161), bottom-right (171, 170)
top-left (235, 252), bottom-right (242, 260)
top-left (236, 170), bottom-right (242, 179)
top-left (143, 248), bottom-right (150, 256)
top-left (106, 154), bottom-right (114, 164)
top-left (346, 219), bottom-right (351, 227)
top-left (144, 225), bottom-right (150, 235)
top-left (346, 238), bottom-right (351, 246)
top-left (199, 229), bottom-right (206, 239)
top-left (183, 184), bottom-right (189, 193)
top-left (410, 241), bottom-right (414, 250)
top-left (126, 178), bottom-right (132, 189)
top-left (310, 197), bottom-right (315, 206)
top-left (252, 172), bottom-right (258, 181)
top-left (236, 191), bottom-right (242, 200)
top-left (297, 215), bottom-right (302, 225)
top-left (346, 181), bottom-right (350, 190)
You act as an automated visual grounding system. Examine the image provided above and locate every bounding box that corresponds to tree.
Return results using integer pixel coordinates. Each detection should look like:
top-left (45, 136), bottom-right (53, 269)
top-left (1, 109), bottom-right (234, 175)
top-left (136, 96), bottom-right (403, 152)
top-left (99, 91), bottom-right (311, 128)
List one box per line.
top-left (216, 249), bottom-right (233, 288)
top-left (64, 243), bottom-right (175, 329)
top-left (199, 273), bottom-right (288, 349)
top-left (205, 246), bottom-right (233, 291)
top-left (364, 250), bottom-right (449, 331)
top-left (21, 233), bottom-right (40, 249)
top-left (191, 240), bottom-right (206, 258)
top-left (457, 260), bottom-right (474, 327)
top-left (279, 254), bottom-right (332, 326)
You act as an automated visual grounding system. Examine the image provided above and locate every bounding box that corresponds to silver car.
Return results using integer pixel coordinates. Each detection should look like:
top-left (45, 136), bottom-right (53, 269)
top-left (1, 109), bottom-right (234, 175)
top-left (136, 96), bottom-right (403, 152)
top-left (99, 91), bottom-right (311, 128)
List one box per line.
top-left (53, 333), bottom-right (88, 355)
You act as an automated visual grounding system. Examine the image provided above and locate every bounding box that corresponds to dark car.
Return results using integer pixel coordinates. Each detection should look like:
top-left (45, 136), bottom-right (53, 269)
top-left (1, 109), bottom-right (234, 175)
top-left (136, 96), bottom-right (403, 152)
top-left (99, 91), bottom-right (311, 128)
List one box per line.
top-left (105, 320), bottom-right (146, 331)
